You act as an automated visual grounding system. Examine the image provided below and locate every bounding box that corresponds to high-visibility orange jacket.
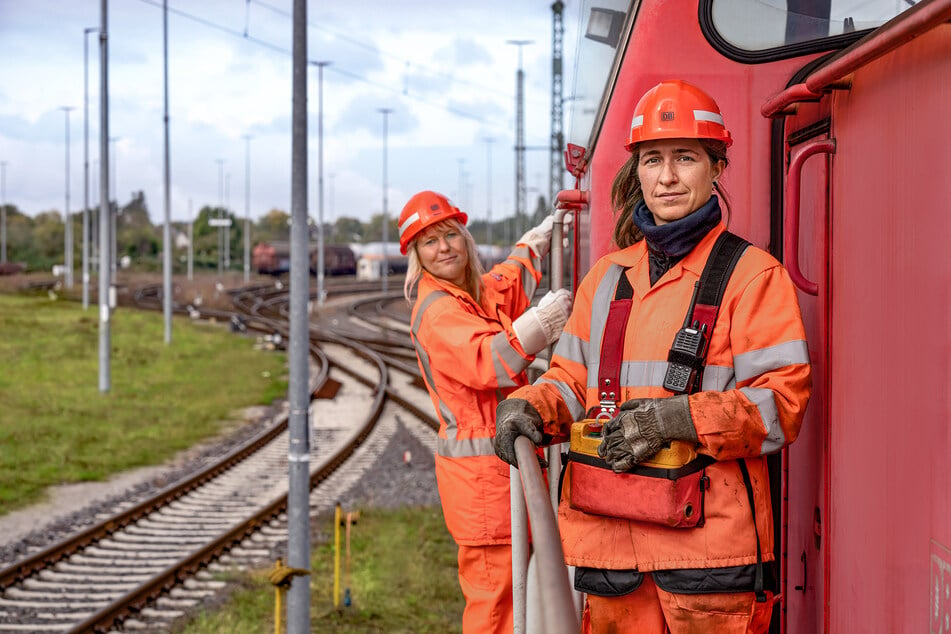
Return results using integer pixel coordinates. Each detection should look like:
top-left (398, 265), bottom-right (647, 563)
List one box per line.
top-left (510, 223), bottom-right (812, 571)
top-left (411, 242), bottom-right (543, 545)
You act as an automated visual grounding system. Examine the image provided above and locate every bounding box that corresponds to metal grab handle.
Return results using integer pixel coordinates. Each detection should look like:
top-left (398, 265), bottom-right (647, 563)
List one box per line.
top-left (784, 139), bottom-right (835, 296)
top-left (514, 436), bottom-right (581, 634)
top-left (551, 189), bottom-right (587, 294)
top-left (547, 198), bottom-right (582, 510)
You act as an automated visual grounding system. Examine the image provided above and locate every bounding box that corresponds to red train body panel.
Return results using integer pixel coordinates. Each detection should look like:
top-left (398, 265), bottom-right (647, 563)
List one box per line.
top-left (563, 1), bottom-right (951, 630)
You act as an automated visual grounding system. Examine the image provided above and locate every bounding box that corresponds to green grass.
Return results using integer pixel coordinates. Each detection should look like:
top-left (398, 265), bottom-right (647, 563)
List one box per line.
top-left (177, 506), bottom-right (464, 633)
top-left (0, 294), bottom-right (288, 515)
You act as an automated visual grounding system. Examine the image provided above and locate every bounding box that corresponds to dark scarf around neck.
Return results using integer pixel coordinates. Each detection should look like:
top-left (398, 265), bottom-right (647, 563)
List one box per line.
top-left (632, 196), bottom-right (722, 285)
top-left (632, 195), bottom-right (722, 258)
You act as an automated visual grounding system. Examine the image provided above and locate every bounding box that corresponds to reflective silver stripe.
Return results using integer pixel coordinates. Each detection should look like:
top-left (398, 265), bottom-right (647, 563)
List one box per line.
top-left (399, 211), bottom-right (420, 237)
top-left (411, 290), bottom-right (459, 436)
top-left (734, 340), bottom-right (810, 383)
top-left (588, 360), bottom-right (735, 393)
top-left (693, 109), bottom-right (725, 125)
top-left (520, 264), bottom-right (537, 300)
top-left (503, 247), bottom-right (539, 303)
top-left (552, 331), bottom-right (586, 366)
top-left (536, 377), bottom-right (586, 421)
top-left (630, 114), bottom-right (644, 129)
top-left (740, 386), bottom-right (785, 454)
top-left (508, 244), bottom-right (534, 261)
top-left (700, 365), bottom-right (735, 391)
top-left (597, 360), bottom-right (725, 390)
top-left (617, 360), bottom-right (669, 391)
top-left (587, 265), bottom-right (625, 371)
top-left (437, 435), bottom-right (497, 458)
top-left (491, 331), bottom-right (529, 387)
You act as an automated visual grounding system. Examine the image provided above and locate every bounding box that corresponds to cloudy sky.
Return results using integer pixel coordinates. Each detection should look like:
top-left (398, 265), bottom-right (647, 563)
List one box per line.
top-left (0, 0), bottom-right (582, 227)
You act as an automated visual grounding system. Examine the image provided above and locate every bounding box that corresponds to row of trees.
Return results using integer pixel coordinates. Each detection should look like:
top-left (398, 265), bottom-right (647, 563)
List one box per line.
top-left (0, 192), bottom-right (550, 274)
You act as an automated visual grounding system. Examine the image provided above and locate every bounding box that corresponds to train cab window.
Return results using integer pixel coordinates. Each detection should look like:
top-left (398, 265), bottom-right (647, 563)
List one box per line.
top-left (708, 0), bottom-right (917, 52)
top-left (566, 0), bottom-right (634, 151)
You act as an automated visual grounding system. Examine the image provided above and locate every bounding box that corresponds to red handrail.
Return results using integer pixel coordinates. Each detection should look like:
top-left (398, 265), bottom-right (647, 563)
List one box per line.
top-left (762, 0), bottom-right (951, 118)
top-left (784, 139), bottom-right (835, 296)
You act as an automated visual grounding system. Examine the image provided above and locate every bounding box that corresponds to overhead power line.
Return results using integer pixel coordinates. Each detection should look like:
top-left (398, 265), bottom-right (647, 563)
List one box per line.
top-left (251, 0), bottom-right (543, 106)
top-left (135, 0), bottom-right (548, 135)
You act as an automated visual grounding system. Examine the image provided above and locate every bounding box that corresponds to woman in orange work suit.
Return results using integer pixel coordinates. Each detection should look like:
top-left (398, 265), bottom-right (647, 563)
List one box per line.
top-left (495, 80), bottom-right (812, 633)
top-left (400, 190), bottom-right (572, 634)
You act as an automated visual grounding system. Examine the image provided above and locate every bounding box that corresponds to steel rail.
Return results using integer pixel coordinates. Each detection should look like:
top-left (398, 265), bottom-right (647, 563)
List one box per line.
top-left (68, 312), bottom-right (391, 632)
top-left (0, 287), bottom-right (324, 592)
top-left (0, 280), bottom-right (436, 631)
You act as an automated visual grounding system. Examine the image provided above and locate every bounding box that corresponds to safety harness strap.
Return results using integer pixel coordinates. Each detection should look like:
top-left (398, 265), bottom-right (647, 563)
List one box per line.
top-left (738, 459), bottom-right (768, 602)
top-left (688, 232), bottom-right (769, 601)
top-left (594, 271), bottom-right (633, 419)
top-left (693, 233), bottom-right (770, 601)
top-left (694, 231), bottom-right (749, 326)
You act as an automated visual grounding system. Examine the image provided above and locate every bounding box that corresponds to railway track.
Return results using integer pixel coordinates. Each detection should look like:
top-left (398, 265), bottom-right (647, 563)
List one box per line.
top-left (0, 281), bottom-right (437, 632)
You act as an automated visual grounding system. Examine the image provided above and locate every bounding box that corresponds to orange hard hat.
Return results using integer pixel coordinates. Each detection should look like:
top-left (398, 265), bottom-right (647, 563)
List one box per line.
top-left (626, 79), bottom-right (732, 150)
top-left (398, 190), bottom-right (468, 255)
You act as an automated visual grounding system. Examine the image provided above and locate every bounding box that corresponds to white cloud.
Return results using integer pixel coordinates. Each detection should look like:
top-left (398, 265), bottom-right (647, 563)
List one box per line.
top-left (0, 0), bottom-right (575, 229)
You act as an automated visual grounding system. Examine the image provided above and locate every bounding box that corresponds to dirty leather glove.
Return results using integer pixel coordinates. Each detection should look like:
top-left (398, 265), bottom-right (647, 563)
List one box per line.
top-left (495, 398), bottom-right (545, 468)
top-left (517, 213), bottom-right (573, 258)
top-left (511, 289), bottom-right (572, 355)
top-left (597, 395), bottom-right (698, 473)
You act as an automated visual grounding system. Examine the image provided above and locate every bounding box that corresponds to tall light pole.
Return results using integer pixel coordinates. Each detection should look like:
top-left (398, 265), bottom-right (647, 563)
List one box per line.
top-left (0, 161), bottom-right (7, 263)
top-left (484, 137), bottom-right (494, 246)
top-left (225, 172), bottom-right (231, 270)
top-left (109, 135), bottom-right (118, 275)
top-left (287, 0), bottom-right (312, 626)
top-left (83, 26), bottom-right (98, 309)
top-left (91, 158), bottom-right (98, 274)
top-left (99, 0), bottom-right (111, 393)
top-left (243, 135), bottom-right (252, 282)
top-left (216, 158), bottom-right (224, 276)
top-left (507, 40), bottom-right (532, 238)
top-left (187, 198), bottom-right (194, 281)
top-left (60, 106), bottom-right (76, 288)
top-left (457, 158), bottom-right (466, 210)
top-left (550, 1), bottom-right (566, 208)
top-left (378, 108), bottom-right (392, 294)
top-left (329, 172), bottom-right (335, 229)
top-left (162, 0), bottom-right (172, 345)
top-left (311, 61), bottom-right (330, 306)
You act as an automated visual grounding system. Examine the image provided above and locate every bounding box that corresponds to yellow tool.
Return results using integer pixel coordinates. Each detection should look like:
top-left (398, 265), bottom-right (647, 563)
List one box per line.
top-left (269, 558), bottom-right (309, 634)
top-left (333, 503), bottom-right (342, 609)
top-left (570, 419), bottom-right (697, 469)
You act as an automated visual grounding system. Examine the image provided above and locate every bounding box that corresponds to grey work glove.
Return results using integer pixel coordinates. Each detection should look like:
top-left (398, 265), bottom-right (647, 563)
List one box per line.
top-left (495, 398), bottom-right (545, 468)
top-left (597, 395), bottom-right (698, 473)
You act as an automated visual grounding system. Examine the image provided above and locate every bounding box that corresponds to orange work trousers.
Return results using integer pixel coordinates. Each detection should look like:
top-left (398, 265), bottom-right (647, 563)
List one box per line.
top-left (582, 572), bottom-right (773, 634)
top-left (456, 543), bottom-right (514, 634)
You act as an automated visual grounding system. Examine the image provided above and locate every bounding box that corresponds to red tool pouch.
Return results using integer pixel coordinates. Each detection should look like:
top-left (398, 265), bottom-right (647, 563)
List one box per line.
top-left (566, 452), bottom-right (711, 528)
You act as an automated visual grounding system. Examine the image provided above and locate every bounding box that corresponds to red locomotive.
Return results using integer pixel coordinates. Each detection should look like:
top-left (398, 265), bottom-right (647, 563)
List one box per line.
top-left (554, 1), bottom-right (951, 631)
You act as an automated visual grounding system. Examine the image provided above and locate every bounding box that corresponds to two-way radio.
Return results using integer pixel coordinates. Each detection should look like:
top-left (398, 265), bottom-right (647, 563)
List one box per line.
top-left (663, 281), bottom-right (708, 394)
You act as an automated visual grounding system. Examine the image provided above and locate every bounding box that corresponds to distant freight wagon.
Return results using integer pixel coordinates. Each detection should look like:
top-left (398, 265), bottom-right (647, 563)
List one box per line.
top-left (252, 241), bottom-right (357, 276)
top-left (350, 242), bottom-right (408, 281)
